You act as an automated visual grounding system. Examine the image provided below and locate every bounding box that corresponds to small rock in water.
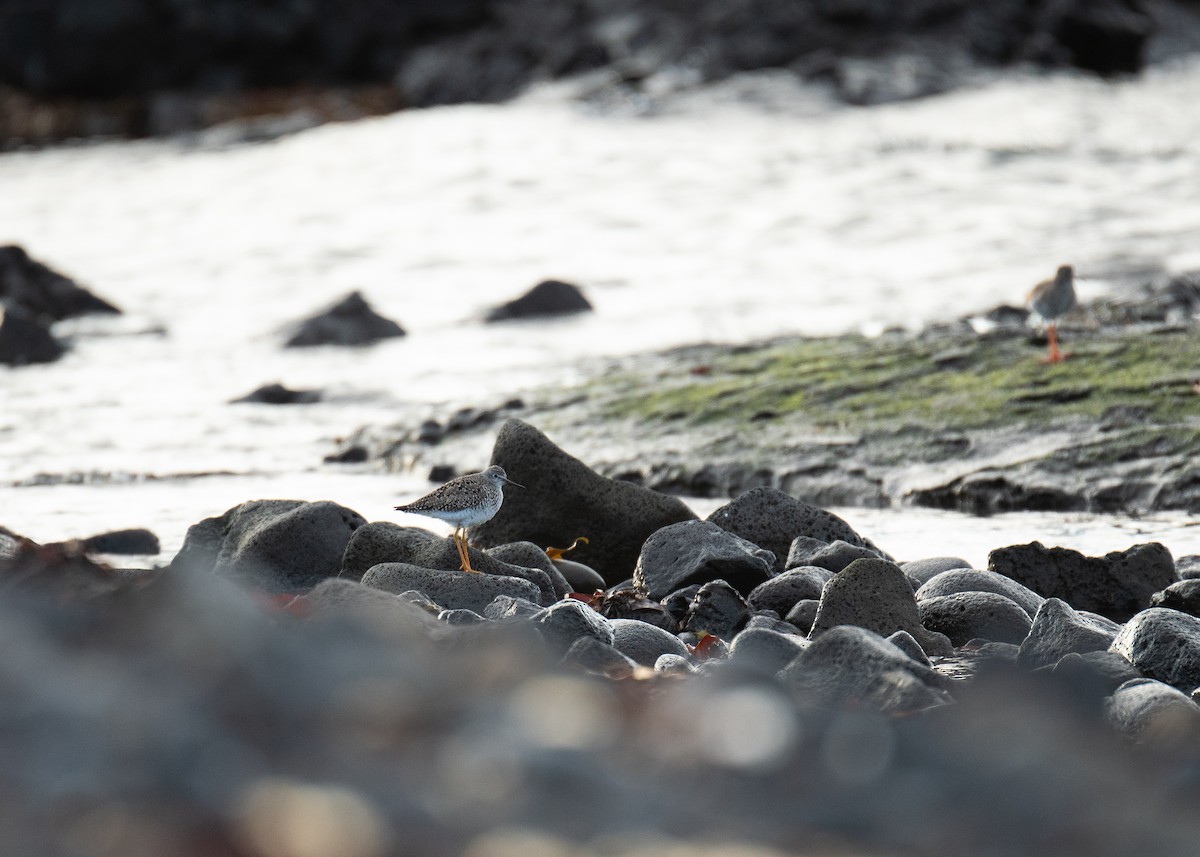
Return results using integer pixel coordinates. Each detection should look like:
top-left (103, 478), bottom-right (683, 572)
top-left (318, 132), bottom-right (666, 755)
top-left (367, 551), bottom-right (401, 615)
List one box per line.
top-left (284, 291), bottom-right (405, 347)
top-left (0, 244), bottom-right (120, 320)
top-left (633, 520), bottom-right (774, 599)
top-left (484, 279), bottom-right (592, 322)
top-left (0, 304), bottom-right (66, 366)
top-left (231, 382), bottom-right (321, 404)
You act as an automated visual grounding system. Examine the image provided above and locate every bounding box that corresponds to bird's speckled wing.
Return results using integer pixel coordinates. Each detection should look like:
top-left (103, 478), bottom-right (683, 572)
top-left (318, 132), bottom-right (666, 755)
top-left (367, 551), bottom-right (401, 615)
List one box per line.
top-left (395, 474), bottom-right (492, 513)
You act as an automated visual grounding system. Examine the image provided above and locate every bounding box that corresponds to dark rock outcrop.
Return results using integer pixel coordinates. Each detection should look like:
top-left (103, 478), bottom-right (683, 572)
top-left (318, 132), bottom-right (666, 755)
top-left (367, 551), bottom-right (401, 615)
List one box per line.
top-left (988, 541), bottom-right (1177, 622)
top-left (284, 291), bottom-right (405, 347)
top-left (632, 520), bottom-right (774, 599)
top-left (469, 419), bottom-right (697, 584)
top-left (171, 499), bottom-right (365, 592)
top-left (0, 304), bottom-right (66, 366)
top-left (0, 245), bottom-right (119, 320)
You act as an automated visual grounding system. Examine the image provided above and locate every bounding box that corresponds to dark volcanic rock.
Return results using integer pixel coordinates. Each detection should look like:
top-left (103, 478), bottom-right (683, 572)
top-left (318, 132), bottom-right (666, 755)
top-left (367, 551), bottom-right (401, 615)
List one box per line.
top-left (784, 599), bottom-right (821, 635)
top-left (469, 420), bottom-right (697, 585)
top-left (747, 566), bottom-right (832, 616)
top-left (1110, 608), bottom-right (1200, 693)
top-left (727, 626), bottom-right (808, 675)
top-left (779, 626), bottom-right (952, 714)
top-left (786, 537), bottom-right (881, 573)
top-left (1106, 678), bottom-right (1200, 743)
top-left (1150, 579), bottom-right (1200, 618)
top-left (707, 487), bottom-right (886, 572)
top-left (284, 291), bottom-right (405, 347)
top-left (362, 561), bottom-right (541, 614)
top-left (552, 557), bottom-right (606, 594)
top-left (988, 541), bottom-right (1178, 621)
top-left (80, 528), bottom-right (160, 555)
top-left (534, 598), bottom-right (614, 653)
top-left (341, 522), bottom-right (441, 580)
top-left (811, 558), bottom-right (949, 655)
top-left (1016, 598), bottom-right (1118, 669)
top-left (916, 568), bottom-right (1044, 618)
top-left (0, 304), bottom-right (66, 366)
top-left (0, 245), bottom-right (119, 321)
top-left (1049, 650), bottom-right (1144, 697)
top-left (231, 382), bottom-right (322, 404)
top-left (486, 541), bottom-right (572, 597)
top-left (633, 520), bottom-right (774, 599)
top-left (172, 499), bottom-right (365, 592)
top-left (609, 617), bottom-right (690, 666)
top-left (918, 591), bottom-right (1032, 646)
top-left (681, 580), bottom-right (751, 640)
top-left (563, 637), bottom-right (638, 678)
top-left (901, 556), bottom-right (973, 586)
top-left (485, 280), bottom-right (592, 322)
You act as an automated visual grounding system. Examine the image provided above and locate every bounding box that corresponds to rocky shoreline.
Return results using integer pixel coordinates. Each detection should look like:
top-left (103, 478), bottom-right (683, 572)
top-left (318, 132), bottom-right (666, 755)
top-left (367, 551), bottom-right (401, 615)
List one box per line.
top-left (3, 416), bottom-right (1200, 855)
top-left (330, 270), bottom-right (1200, 517)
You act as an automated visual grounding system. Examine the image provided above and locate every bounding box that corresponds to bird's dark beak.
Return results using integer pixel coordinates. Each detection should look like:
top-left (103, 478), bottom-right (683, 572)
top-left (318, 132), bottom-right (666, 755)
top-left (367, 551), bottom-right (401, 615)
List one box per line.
top-left (503, 475), bottom-right (525, 489)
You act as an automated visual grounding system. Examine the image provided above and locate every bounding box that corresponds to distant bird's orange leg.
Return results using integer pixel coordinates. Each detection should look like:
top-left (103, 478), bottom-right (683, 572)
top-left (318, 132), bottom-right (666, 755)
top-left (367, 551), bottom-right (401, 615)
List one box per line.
top-left (1043, 323), bottom-right (1067, 364)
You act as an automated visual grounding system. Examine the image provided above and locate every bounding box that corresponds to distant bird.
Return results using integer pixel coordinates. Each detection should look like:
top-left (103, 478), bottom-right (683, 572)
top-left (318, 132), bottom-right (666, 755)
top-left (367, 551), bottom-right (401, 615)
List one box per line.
top-left (394, 465), bottom-right (523, 573)
top-left (1027, 264), bottom-right (1077, 363)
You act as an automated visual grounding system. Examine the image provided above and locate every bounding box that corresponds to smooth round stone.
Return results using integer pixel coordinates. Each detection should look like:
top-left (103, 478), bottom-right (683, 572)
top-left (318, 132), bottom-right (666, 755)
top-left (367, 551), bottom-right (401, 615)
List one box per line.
top-left (633, 520), bottom-right (774, 599)
top-left (919, 591), bottom-right (1032, 646)
top-left (1110, 608), bottom-right (1200, 693)
top-left (747, 566), bottom-right (832, 616)
top-left (609, 618), bottom-right (690, 666)
top-left (916, 569), bottom-right (1044, 618)
top-left (902, 556), bottom-right (973, 586)
top-left (362, 562), bottom-right (541, 614)
top-left (727, 626), bottom-right (808, 674)
top-left (534, 598), bottom-right (615, 653)
top-left (1106, 678), bottom-right (1200, 742)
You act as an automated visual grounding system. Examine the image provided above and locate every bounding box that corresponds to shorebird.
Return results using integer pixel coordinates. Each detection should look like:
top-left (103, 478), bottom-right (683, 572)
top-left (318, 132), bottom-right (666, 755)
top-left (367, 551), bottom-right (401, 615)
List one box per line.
top-left (394, 465), bottom-right (523, 573)
top-left (1027, 264), bottom-right (1077, 363)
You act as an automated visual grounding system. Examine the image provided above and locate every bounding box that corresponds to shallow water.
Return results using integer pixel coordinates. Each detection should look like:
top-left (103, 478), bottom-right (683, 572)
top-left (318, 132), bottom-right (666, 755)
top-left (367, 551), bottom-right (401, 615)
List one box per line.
top-left (2, 62), bottom-right (1200, 561)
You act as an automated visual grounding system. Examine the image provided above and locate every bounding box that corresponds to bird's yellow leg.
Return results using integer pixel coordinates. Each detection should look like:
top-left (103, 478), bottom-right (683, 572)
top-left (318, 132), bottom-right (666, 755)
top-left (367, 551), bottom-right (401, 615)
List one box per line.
top-left (456, 528), bottom-right (479, 573)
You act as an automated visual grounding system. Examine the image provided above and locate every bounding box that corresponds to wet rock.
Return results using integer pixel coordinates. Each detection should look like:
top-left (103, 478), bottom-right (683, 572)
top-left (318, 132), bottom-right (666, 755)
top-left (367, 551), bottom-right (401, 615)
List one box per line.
top-left (727, 626), bottom-right (808, 675)
top-left (1106, 679), bottom-right (1200, 743)
top-left (80, 528), bottom-right (160, 555)
top-left (284, 291), bottom-right (405, 347)
top-left (0, 244), bottom-right (120, 320)
top-left (633, 520), bottom-right (774, 599)
top-left (662, 585), bottom-right (702, 625)
top-left (486, 541), bottom-right (572, 597)
top-left (916, 568), bottom-right (1044, 618)
top-left (811, 558), bottom-right (949, 655)
top-left (779, 626), bottom-right (952, 714)
top-left (1150, 579), bottom-right (1200, 618)
top-left (682, 580), bottom-right (751, 640)
top-left (919, 591), bottom-right (1032, 646)
top-left (609, 618), bottom-right (690, 666)
top-left (361, 562), bottom-right (541, 614)
top-left (172, 499), bottom-right (365, 592)
top-left (786, 537), bottom-right (880, 573)
top-left (0, 304), bottom-right (66, 366)
top-left (552, 557), bottom-right (606, 594)
top-left (748, 567), bottom-right (832, 616)
top-left (483, 594), bottom-right (544, 621)
top-left (534, 599), bottom-right (614, 653)
top-left (784, 599), bottom-right (820, 635)
top-left (1110, 608), bottom-right (1200, 693)
top-left (563, 637), bottom-right (638, 678)
top-left (231, 382), bottom-right (321, 404)
top-left (470, 419), bottom-right (696, 585)
top-left (887, 630), bottom-right (933, 668)
top-left (988, 541), bottom-right (1177, 621)
top-left (707, 487), bottom-right (886, 572)
top-left (485, 279), bottom-right (592, 322)
top-left (1017, 598), bottom-right (1118, 669)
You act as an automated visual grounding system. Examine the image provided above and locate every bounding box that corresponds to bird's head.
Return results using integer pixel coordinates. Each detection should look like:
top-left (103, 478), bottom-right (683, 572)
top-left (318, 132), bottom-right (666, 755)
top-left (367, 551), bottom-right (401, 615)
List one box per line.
top-left (484, 465), bottom-right (524, 489)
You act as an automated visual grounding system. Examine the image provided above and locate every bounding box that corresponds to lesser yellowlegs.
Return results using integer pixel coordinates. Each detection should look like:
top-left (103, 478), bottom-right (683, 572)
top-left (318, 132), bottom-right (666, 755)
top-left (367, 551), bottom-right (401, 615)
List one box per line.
top-left (394, 465), bottom-right (523, 573)
top-left (1027, 264), bottom-right (1076, 364)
